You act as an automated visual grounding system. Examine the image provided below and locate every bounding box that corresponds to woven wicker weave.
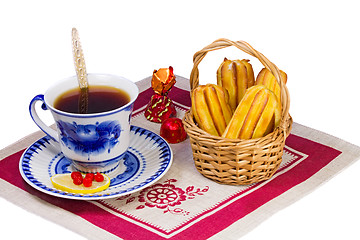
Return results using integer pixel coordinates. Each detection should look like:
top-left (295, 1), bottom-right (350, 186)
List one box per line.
top-left (183, 38), bottom-right (292, 185)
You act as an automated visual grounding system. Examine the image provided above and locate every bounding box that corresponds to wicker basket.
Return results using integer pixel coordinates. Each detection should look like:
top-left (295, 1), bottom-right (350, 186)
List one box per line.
top-left (183, 38), bottom-right (293, 185)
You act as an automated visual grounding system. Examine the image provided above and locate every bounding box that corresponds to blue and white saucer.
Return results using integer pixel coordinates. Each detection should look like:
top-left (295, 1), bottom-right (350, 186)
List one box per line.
top-left (19, 125), bottom-right (173, 200)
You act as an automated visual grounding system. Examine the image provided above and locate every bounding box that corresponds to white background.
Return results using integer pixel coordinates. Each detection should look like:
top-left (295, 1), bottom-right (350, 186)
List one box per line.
top-left (1, 1), bottom-right (359, 239)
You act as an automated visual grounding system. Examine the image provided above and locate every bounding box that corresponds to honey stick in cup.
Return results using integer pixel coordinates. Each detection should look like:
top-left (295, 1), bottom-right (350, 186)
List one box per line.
top-left (72, 27), bottom-right (89, 114)
top-left (79, 87), bottom-right (88, 114)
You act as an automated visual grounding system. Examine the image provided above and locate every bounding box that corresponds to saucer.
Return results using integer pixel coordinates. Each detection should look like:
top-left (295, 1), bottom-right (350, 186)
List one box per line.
top-left (19, 125), bottom-right (173, 200)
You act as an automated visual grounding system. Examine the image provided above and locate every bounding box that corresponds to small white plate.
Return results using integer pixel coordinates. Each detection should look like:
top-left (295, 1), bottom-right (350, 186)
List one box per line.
top-left (19, 125), bottom-right (173, 200)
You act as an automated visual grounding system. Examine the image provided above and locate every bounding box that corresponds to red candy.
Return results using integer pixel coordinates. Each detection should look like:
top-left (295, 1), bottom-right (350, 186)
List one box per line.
top-left (160, 117), bottom-right (187, 144)
top-left (144, 67), bottom-right (177, 123)
top-left (144, 94), bottom-right (176, 123)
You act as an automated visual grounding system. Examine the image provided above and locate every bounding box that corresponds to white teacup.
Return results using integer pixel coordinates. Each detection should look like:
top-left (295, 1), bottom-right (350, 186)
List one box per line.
top-left (29, 73), bottom-right (139, 173)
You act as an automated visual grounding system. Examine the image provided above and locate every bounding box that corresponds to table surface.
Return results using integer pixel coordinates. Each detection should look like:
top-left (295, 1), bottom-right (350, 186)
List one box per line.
top-left (1, 1), bottom-right (360, 239)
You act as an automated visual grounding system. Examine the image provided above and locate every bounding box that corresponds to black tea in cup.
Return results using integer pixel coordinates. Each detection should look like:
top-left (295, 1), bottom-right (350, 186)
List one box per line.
top-left (54, 85), bottom-right (130, 114)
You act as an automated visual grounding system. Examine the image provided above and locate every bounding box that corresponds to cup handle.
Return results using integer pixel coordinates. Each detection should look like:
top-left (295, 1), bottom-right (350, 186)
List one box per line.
top-left (29, 94), bottom-right (59, 142)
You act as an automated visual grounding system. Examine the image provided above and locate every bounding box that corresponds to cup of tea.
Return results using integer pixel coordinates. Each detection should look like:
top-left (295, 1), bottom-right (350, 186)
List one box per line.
top-left (29, 73), bottom-right (139, 173)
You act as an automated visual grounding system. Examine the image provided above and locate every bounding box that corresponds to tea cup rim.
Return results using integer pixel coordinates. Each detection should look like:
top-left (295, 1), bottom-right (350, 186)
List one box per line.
top-left (43, 73), bottom-right (139, 118)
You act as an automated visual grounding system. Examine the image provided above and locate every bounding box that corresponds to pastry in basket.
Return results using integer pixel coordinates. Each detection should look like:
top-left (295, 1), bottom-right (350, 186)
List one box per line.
top-left (255, 68), bottom-right (287, 103)
top-left (222, 85), bottom-right (281, 139)
top-left (191, 84), bottom-right (232, 136)
top-left (183, 38), bottom-right (291, 185)
top-left (216, 58), bottom-right (255, 112)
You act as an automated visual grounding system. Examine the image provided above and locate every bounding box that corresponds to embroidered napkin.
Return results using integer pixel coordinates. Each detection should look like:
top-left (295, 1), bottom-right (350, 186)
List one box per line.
top-left (1, 75), bottom-right (360, 240)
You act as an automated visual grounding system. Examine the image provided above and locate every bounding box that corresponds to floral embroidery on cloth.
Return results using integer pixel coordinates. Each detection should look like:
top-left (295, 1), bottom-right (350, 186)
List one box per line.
top-left (116, 179), bottom-right (209, 216)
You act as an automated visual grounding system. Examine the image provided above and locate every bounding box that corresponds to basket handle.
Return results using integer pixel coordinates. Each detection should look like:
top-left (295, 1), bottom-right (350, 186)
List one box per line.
top-left (189, 38), bottom-right (290, 133)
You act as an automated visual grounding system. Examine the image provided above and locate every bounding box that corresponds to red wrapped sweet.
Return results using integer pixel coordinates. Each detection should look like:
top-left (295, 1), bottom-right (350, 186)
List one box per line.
top-left (160, 118), bottom-right (187, 144)
top-left (145, 67), bottom-right (177, 123)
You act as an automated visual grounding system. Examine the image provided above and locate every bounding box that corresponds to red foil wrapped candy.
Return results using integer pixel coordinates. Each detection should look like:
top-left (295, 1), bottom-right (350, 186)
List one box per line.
top-left (144, 67), bottom-right (177, 123)
top-left (160, 118), bottom-right (187, 144)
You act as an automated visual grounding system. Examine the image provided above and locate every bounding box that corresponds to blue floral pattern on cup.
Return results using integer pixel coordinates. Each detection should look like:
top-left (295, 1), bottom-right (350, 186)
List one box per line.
top-left (56, 120), bottom-right (122, 156)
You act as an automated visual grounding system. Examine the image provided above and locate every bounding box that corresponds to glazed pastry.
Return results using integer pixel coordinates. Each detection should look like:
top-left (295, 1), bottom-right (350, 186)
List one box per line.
top-left (191, 84), bottom-right (232, 136)
top-left (222, 85), bottom-right (281, 139)
top-left (255, 68), bottom-right (287, 103)
top-left (217, 58), bottom-right (255, 111)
